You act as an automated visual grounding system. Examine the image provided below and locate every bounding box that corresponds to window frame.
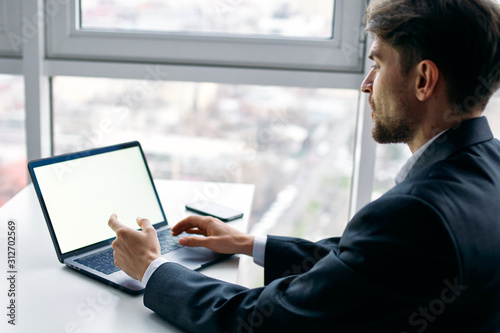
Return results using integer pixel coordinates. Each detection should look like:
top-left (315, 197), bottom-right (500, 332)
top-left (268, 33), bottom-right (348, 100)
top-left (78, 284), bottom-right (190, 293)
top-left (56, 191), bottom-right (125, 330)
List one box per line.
top-left (47, 0), bottom-right (367, 72)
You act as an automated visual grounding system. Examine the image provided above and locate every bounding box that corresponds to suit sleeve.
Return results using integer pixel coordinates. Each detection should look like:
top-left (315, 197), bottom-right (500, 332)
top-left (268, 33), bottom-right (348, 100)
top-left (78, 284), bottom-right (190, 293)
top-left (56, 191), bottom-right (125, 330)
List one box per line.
top-left (144, 194), bottom-right (459, 333)
top-left (262, 236), bottom-right (340, 284)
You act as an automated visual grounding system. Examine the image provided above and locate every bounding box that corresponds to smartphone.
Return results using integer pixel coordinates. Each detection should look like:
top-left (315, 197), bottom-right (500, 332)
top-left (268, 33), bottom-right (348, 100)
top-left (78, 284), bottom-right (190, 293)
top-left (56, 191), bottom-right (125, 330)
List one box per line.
top-left (185, 200), bottom-right (244, 222)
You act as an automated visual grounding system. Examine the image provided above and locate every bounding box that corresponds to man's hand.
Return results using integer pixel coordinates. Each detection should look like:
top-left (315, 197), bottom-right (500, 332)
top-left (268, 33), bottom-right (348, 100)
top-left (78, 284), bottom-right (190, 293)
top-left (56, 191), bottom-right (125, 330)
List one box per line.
top-left (172, 215), bottom-right (254, 256)
top-left (108, 214), bottom-right (161, 282)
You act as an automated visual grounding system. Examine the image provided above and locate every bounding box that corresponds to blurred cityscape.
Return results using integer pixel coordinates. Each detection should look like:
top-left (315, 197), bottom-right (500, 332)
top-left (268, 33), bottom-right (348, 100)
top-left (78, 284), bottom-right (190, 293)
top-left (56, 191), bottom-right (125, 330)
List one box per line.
top-left (81, 0), bottom-right (335, 38)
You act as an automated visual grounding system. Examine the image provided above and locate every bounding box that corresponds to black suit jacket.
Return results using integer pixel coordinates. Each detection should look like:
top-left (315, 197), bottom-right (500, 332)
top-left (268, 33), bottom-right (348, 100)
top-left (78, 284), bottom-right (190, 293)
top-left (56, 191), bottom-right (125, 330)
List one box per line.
top-left (144, 117), bottom-right (500, 332)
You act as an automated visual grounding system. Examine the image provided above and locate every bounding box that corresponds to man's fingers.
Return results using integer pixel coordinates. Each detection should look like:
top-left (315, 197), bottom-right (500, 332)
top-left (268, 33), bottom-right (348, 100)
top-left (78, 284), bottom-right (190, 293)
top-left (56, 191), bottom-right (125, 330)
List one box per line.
top-left (108, 213), bottom-right (126, 232)
top-left (179, 236), bottom-right (210, 248)
top-left (183, 228), bottom-right (207, 236)
top-left (172, 216), bottom-right (209, 235)
top-left (136, 217), bottom-right (152, 229)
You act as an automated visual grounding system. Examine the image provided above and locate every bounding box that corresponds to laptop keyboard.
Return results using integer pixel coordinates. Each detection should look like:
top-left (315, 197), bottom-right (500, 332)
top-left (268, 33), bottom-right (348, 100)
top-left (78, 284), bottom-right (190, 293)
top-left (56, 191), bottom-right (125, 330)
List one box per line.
top-left (75, 248), bottom-right (120, 275)
top-left (75, 228), bottom-right (183, 275)
top-left (157, 228), bottom-right (183, 253)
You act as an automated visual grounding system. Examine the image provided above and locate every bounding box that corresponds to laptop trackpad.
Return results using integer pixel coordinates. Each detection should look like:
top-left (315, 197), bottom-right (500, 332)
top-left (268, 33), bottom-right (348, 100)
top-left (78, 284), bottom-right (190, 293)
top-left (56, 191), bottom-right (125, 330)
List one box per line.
top-left (163, 247), bottom-right (222, 270)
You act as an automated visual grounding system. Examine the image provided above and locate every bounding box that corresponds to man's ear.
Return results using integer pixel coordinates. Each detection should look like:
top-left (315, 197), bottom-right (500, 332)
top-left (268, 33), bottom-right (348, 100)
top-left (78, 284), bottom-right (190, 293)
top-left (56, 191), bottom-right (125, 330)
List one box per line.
top-left (414, 60), bottom-right (439, 102)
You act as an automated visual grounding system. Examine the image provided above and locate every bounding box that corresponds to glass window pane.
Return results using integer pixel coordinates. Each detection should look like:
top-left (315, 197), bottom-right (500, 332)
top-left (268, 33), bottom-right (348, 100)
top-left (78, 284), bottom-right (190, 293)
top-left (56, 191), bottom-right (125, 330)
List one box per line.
top-left (52, 76), bottom-right (358, 240)
top-left (0, 75), bottom-right (26, 206)
top-left (485, 93), bottom-right (500, 138)
top-left (372, 144), bottom-right (411, 201)
top-left (80, 0), bottom-right (335, 39)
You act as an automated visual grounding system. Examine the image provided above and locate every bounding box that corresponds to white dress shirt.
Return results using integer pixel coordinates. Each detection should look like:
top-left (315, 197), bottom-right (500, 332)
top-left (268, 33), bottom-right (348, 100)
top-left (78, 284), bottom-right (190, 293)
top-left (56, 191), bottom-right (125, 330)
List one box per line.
top-left (394, 131), bottom-right (444, 185)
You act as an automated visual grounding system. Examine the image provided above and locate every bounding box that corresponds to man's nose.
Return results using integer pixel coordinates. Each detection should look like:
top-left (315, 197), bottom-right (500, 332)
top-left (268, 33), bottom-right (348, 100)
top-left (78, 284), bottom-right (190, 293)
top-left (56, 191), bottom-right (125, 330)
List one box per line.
top-left (361, 73), bottom-right (373, 94)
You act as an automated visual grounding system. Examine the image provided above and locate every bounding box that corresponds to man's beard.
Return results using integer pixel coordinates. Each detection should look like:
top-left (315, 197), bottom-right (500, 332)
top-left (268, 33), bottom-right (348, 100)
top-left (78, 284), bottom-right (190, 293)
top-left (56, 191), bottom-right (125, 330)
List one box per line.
top-left (370, 97), bottom-right (414, 144)
top-left (372, 116), bottom-right (413, 144)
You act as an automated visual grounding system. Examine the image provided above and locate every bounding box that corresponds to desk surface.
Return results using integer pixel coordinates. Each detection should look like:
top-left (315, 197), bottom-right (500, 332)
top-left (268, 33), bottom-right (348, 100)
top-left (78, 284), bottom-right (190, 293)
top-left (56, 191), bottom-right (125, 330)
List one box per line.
top-left (0, 180), bottom-right (254, 332)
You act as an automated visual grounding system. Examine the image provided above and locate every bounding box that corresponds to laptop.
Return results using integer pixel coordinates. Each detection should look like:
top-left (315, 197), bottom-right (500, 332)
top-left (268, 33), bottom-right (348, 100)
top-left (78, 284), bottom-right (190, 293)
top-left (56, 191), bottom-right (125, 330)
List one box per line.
top-left (28, 141), bottom-right (230, 294)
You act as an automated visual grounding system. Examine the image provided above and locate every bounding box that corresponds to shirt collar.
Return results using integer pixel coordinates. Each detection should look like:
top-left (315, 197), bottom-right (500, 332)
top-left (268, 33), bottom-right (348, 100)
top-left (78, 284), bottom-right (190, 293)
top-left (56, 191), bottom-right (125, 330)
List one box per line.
top-left (394, 131), bottom-right (445, 185)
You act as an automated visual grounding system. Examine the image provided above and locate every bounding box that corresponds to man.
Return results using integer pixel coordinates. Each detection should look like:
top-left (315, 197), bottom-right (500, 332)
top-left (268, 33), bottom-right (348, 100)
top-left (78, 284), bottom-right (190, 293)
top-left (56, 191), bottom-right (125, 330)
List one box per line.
top-left (109, 0), bottom-right (500, 332)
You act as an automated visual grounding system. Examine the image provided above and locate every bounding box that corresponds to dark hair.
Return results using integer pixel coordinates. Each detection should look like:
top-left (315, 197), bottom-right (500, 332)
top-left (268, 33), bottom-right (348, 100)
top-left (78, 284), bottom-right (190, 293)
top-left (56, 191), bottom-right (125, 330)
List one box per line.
top-left (365, 0), bottom-right (500, 113)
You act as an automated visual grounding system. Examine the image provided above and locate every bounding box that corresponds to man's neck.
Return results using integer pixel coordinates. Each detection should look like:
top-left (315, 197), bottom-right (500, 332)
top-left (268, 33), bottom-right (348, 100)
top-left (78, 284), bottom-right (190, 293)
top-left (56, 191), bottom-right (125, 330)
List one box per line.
top-left (408, 110), bottom-right (483, 154)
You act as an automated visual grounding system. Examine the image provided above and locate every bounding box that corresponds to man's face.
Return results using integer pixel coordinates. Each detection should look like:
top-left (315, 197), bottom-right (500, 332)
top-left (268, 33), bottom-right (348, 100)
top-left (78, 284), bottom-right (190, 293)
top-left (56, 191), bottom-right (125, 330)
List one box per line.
top-left (361, 39), bottom-right (417, 144)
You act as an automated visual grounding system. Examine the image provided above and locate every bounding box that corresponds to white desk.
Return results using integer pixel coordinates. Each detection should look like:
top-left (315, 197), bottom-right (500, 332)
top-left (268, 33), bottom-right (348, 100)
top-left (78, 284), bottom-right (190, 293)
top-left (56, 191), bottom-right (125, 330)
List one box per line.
top-left (0, 180), bottom-right (254, 332)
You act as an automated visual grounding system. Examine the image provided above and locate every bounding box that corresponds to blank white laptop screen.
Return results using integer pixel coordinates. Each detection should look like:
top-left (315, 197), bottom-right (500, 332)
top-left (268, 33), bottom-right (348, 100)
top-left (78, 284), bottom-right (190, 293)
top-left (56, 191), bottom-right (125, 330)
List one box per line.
top-left (31, 146), bottom-right (164, 254)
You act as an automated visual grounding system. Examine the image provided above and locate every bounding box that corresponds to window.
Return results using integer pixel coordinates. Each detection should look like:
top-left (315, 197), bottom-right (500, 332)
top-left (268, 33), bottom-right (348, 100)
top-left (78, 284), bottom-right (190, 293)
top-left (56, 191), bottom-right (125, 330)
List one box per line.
top-left (81, 0), bottom-right (335, 39)
top-left (52, 76), bottom-right (359, 237)
top-left (0, 75), bottom-right (26, 206)
top-left (0, 1), bottom-right (24, 205)
top-left (372, 144), bottom-right (410, 200)
top-left (485, 91), bottom-right (500, 138)
top-left (47, 0), bottom-right (367, 72)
